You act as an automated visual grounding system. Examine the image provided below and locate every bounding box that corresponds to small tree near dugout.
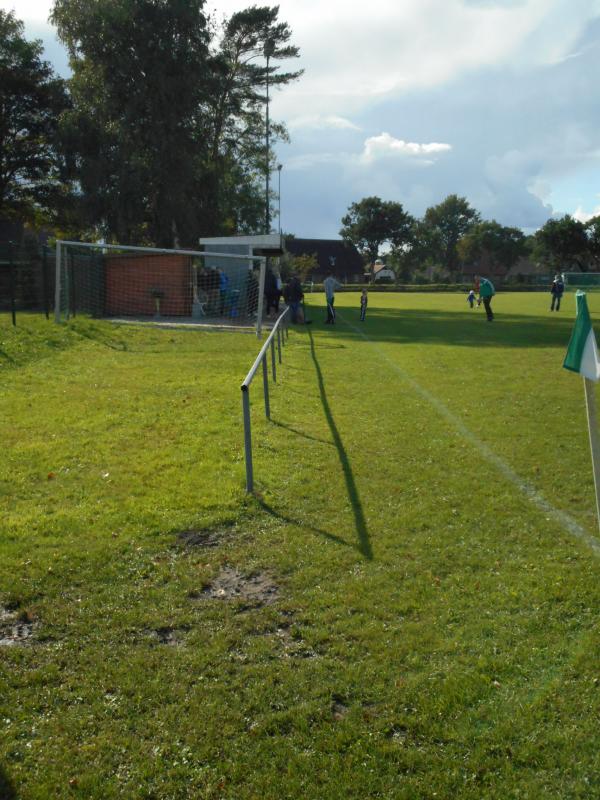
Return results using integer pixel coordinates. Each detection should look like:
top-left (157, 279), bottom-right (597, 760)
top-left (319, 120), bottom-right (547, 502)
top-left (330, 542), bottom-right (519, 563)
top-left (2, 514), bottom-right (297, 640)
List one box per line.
top-left (0, 11), bottom-right (69, 223)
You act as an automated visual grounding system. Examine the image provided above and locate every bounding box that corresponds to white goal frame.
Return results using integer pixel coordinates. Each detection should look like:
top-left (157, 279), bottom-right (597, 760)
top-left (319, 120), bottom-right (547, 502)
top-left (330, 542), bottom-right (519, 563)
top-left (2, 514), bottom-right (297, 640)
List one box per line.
top-left (54, 240), bottom-right (267, 337)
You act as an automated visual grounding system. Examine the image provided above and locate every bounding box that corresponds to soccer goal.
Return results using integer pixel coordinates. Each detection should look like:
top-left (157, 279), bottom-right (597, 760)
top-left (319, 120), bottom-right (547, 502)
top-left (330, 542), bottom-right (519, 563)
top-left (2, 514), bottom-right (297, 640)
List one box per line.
top-left (563, 272), bottom-right (600, 291)
top-left (54, 240), bottom-right (267, 336)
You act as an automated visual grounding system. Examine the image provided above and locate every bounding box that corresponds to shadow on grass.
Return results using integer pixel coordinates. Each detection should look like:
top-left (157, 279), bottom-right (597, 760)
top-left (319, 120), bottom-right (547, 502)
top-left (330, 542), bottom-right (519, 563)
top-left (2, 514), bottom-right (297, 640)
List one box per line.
top-left (257, 498), bottom-right (355, 551)
top-left (0, 766), bottom-right (17, 799)
top-left (0, 347), bottom-right (16, 364)
top-left (329, 306), bottom-right (575, 349)
top-left (270, 418), bottom-right (334, 447)
top-left (308, 329), bottom-right (373, 561)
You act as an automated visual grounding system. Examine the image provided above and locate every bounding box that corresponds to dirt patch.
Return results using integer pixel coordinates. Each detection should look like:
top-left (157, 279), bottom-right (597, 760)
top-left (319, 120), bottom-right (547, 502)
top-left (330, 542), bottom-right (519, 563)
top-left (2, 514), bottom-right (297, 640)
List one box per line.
top-left (0, 607), bottom-right (35, 647)
top-left (270, 623), bottom-right (318, 659)
top-left (148, 626), bottom-right (188, 646)
top-left (332, 697), bottom-right (349, 721)
top-left (192, 566), bottom-right (278, 608)
top-left (177, 529), bottom-right (228, 548)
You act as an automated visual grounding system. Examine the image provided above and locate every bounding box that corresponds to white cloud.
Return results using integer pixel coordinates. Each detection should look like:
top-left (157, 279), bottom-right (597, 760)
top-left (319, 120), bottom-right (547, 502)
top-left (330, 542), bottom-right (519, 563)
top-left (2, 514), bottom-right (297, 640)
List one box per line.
top-left (573, 203), bottom-right (600, 223)
top-left (360, 133), bottom-right (452, 164)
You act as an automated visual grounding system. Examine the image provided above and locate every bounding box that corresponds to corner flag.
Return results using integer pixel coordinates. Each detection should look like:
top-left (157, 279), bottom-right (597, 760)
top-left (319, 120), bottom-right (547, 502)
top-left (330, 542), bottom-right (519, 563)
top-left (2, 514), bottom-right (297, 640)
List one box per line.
top-left (563, 291), bottom-right (600, 382)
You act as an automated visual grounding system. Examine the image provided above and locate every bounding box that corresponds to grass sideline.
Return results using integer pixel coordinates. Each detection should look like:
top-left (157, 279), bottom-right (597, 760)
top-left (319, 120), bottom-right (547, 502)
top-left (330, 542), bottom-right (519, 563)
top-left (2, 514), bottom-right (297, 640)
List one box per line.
top-left (2, 294), bottom-right (600, 799)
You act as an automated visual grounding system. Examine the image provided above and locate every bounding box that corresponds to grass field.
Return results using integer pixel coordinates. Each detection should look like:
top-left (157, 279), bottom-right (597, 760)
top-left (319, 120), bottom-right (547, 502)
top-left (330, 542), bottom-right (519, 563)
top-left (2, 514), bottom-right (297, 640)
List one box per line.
top-left (2, 292), bottom-right (600, 799)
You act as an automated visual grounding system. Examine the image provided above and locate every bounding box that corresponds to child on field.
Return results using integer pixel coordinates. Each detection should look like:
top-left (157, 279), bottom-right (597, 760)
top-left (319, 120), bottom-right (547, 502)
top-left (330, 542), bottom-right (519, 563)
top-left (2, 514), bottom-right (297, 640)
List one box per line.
top-left (467, 289), bottom-right (476, 309)
top-left (360, 288), bottom-right (368, 321)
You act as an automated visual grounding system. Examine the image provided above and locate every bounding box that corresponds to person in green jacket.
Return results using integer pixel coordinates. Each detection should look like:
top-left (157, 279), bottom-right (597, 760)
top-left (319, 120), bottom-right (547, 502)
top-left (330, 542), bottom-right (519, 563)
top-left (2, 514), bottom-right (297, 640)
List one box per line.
top-left (475, 275), bottom-right (495, 321)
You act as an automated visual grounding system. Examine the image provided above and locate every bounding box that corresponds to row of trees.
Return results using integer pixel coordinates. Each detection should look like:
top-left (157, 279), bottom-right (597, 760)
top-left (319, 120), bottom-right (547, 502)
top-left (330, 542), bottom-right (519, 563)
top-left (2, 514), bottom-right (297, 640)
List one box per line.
top-left (340, 196), bottom-right (600, 280)
top-left (0, 2), bottom-right (301, 247)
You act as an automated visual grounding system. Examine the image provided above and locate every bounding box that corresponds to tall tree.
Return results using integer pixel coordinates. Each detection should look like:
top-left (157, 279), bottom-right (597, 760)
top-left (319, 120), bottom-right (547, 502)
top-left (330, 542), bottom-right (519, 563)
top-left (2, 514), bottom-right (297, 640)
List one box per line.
top-left (340, 196), bottom-right (414, 263)
top-left (52, 0), bottom-right (214, 246)
top-left (51, 0), bottom-right (301, 246)
top-left (457, 220), bottom-right (528, 273)
top-left (422, 194), bottom-right (480, 276)
top-left (0, 11), bottom-right (70, 224)
top-left (533, 215), bottom-right (589, 272)
top-left (585, 216), bottom-right (600, 271)
top-left (207, 6), bottom-right (301, 235)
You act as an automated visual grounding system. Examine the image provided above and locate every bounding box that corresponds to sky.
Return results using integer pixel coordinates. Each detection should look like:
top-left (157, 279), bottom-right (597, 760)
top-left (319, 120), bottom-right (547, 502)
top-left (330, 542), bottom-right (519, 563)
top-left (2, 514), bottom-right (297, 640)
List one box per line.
top-left (3, 0), bottom-right (600, 239)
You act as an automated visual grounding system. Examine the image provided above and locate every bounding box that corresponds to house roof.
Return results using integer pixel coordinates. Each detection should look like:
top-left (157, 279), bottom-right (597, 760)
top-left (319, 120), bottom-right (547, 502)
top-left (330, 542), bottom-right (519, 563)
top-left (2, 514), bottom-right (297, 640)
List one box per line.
top-left (284, 238), bottom-right (364, 274)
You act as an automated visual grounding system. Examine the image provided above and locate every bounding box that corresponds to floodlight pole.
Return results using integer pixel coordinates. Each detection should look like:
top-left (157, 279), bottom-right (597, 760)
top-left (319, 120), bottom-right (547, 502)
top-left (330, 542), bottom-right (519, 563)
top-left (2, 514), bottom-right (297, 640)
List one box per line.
top-left (277, 164), bottom-right (282, 234)
top-left (264, 38), bottom-right (275, 234)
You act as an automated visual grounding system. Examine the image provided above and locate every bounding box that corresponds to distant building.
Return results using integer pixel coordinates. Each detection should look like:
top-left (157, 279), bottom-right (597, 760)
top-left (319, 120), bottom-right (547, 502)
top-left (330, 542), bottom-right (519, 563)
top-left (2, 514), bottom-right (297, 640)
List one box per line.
top-left (284, 238), bottom-right (364, 282)
top-left (372, 259), bottom-right (396, 282)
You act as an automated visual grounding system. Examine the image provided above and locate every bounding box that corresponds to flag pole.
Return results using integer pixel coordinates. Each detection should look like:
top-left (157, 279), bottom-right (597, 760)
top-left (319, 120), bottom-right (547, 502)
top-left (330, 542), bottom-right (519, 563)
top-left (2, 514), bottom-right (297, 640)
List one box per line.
top-left (583, 377), bottom-right (600, 533)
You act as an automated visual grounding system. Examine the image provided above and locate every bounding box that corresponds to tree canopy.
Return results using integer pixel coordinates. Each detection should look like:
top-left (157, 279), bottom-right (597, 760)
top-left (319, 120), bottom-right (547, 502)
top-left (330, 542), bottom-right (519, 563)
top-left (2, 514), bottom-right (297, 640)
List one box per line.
top-left (339, 196), bottom-right (414, 263)
top-left (422, 194), bottom-right (480, 276)
top-left (50, 0), bottom-right (301, 246)
top-left (457, 220), bottom-right (528, 273)
top-left (0, 10), bottom-right (70, 223)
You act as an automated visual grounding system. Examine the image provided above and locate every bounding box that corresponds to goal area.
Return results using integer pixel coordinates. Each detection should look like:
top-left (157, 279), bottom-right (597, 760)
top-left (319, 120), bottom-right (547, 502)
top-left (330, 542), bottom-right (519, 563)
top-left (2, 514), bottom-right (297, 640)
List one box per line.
top-left (563, 272), bottom-right (600, 291)
top-left (54, 241), bottom-right (267, 335)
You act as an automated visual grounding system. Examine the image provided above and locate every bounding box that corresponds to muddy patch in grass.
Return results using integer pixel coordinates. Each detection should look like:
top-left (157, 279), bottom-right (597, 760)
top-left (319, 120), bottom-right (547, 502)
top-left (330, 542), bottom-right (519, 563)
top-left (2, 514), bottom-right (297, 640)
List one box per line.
top-left (177, 529), bottom-right (228, 548)
top-left (147, 626), bottom-right (189, 646)
top-left (192, 566), bottom-right (278, 609)
top-left (0, 607), bottom-right (36, 647)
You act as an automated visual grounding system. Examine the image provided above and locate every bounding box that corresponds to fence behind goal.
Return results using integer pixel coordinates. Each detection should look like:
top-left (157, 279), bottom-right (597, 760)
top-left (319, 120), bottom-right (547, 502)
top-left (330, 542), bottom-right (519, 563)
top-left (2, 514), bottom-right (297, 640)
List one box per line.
top-left (54, 241), bottom-right (267, 334)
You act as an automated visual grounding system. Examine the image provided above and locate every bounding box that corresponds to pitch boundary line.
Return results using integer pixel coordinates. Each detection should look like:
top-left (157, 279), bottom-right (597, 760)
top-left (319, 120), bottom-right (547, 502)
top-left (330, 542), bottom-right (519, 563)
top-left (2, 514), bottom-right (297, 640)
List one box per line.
top-left (340, 314), bottom-right (600, 557)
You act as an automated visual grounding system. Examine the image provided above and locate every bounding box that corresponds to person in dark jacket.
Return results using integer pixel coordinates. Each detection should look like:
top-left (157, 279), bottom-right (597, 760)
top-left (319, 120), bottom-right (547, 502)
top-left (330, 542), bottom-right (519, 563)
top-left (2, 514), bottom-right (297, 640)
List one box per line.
top-left (283, 275), bottom-right (304, 323)
top-left (264, 268), bottom-right (280, 317)
top-left (550, 274), bottom-right (565, 311)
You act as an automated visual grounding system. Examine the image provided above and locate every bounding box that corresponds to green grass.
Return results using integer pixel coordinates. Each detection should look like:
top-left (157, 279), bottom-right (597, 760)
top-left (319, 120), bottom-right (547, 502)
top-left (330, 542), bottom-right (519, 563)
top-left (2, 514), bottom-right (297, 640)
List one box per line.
top-left (2, 294), bottom-right (600, 799)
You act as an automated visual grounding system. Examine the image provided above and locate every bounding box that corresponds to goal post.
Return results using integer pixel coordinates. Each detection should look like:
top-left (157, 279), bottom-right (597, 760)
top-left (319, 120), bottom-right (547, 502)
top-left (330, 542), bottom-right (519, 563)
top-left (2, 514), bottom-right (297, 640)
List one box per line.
top-left (54, 240), bottom-right (267, 336)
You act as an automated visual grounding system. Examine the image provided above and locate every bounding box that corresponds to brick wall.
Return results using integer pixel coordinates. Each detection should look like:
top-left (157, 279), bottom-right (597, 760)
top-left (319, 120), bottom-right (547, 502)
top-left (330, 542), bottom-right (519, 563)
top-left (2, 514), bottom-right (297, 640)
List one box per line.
top-left (105, 254), bottom-right (192, 317)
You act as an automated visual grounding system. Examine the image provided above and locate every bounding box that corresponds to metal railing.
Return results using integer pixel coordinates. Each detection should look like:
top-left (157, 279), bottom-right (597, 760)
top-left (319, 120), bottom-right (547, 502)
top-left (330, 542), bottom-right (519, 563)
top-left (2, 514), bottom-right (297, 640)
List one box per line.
top-left (241, 307), bottom-right (290, 492)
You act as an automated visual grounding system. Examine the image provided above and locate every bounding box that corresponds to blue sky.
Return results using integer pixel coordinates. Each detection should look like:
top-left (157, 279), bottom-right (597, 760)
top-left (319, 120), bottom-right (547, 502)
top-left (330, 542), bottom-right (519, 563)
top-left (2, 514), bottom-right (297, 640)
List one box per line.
top-left (3, 0), bottom-right (600, 238)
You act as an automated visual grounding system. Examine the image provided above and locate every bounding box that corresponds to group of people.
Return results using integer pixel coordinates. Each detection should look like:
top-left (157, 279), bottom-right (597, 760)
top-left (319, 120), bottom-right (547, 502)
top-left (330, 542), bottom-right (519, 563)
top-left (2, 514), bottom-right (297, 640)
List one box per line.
top-left (277, 269), bottom-right (567, 329)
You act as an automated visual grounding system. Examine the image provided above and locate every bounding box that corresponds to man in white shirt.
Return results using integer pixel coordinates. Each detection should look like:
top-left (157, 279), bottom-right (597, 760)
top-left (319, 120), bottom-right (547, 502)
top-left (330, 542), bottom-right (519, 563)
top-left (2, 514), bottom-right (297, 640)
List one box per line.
top-left (323, 272), bottom-right (342, 324)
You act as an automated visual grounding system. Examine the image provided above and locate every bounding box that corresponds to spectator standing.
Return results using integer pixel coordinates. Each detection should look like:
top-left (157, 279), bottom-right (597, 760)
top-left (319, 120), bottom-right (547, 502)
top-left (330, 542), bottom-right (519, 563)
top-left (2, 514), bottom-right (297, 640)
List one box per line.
top-left (324, 272), bottom-right (342, 324)
top-left (550, 273), bottom-right (565, 311)
top-left (283, 274), bottom-right (304, 323)
top-left (360, 288), bottom-right (368, 321)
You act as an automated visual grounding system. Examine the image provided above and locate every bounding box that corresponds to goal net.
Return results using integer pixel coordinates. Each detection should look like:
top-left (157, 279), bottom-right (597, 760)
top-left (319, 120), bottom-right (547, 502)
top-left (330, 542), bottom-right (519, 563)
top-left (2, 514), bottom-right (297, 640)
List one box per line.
top-left (54, 241), bottom-right (266, 333)
top-left (563, 272), bottom-right (600, 291)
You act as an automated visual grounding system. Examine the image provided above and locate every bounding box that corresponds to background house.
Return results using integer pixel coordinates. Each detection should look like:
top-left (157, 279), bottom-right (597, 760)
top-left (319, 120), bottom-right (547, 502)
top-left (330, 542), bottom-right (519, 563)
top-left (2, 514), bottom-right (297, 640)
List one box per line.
top-left (371, 259), bottom-right (396, 282)
top-left (284, 238), bottom-right (364, 282)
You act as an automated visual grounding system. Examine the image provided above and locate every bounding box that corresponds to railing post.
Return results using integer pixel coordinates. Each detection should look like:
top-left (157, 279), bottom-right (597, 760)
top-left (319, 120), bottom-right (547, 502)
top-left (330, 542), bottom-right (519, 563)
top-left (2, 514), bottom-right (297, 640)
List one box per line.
top-left (8, 242), bottom-right (16, 327)
top-left (262, 354), bottom-right (270, 419)
top-left (242, 387), bottom-right (253, 493)
top-left (54, 240), bottom-right (62, 323)
top-left (277, 326), bottom-right (282, 364)
top-left (271, 338), bottom-right (276, 382)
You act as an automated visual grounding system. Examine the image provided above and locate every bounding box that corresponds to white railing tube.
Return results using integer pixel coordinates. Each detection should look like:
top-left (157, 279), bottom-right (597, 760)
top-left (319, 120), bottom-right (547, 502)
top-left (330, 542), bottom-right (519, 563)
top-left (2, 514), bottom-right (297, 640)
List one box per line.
top-left (240, 306), bottom-right (290, 492)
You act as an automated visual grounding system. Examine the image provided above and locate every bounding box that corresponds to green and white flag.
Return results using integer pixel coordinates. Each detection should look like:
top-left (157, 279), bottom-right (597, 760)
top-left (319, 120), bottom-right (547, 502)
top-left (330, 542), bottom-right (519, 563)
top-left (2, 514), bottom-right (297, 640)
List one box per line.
top-left (563, 291), bottom-right (600, 382)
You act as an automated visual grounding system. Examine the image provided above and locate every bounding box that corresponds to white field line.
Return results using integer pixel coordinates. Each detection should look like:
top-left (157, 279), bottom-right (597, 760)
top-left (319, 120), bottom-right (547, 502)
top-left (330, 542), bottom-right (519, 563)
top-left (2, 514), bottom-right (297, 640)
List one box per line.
top-left (340, 315), bottom-right (600, 556)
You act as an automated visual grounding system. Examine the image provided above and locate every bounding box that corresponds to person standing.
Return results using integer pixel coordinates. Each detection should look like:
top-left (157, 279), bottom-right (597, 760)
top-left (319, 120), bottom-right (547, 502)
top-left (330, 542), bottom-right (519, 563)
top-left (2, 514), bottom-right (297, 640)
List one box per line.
top-left (550, 273), bottom-right (565, 311)
top-left (323, 272), bottom-right (342, 324)
top-left (467, 289), bottom-right (476, 309)
top-left (360, 288), bottom-right (368, 321)
top-left (264, 268), bottom-right (279, 317)
top-left (283, 274), bottom-right (304, 323)
top-left (475, 275), bottom-right (495, 321)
